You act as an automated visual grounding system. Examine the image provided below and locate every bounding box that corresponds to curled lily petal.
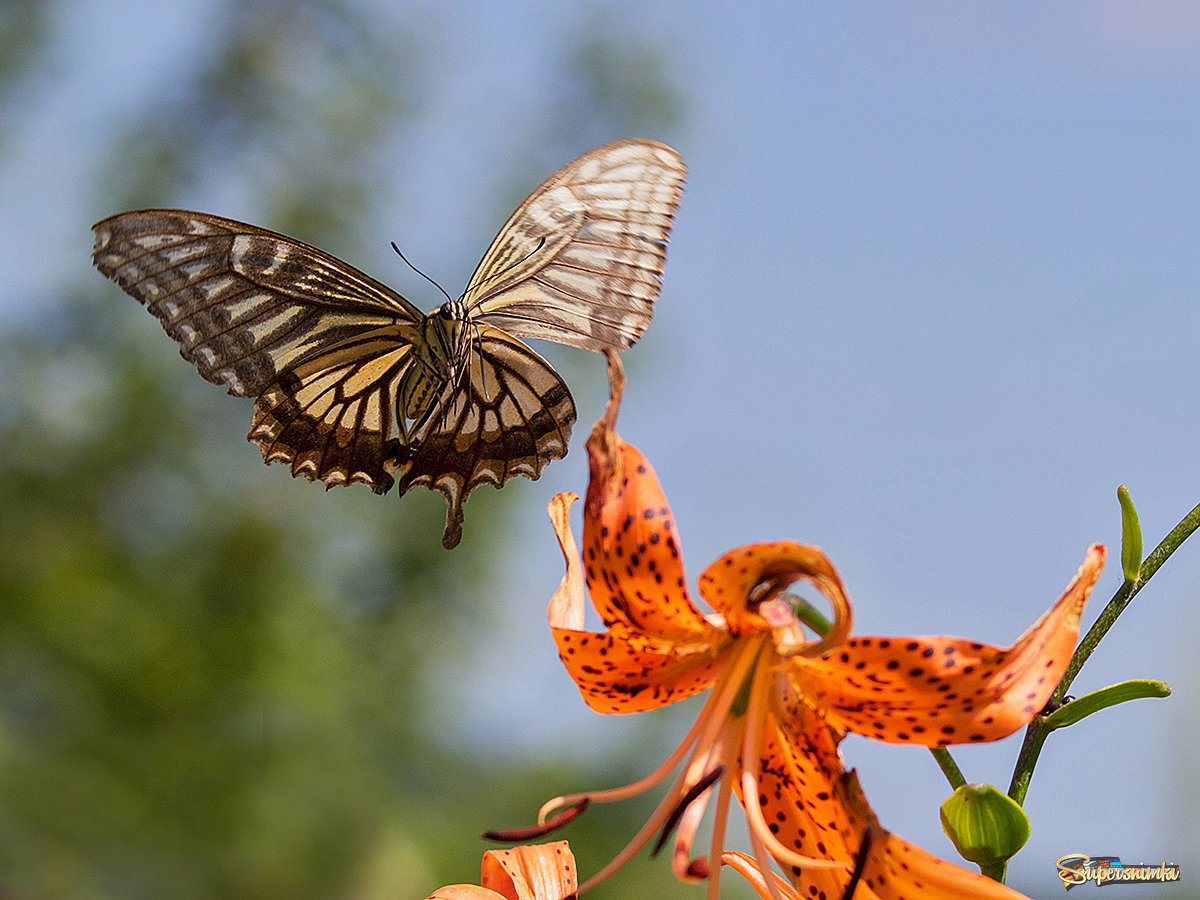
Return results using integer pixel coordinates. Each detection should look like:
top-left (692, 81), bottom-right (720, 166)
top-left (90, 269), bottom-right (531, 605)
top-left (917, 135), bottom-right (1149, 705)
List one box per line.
top-left (549, 491), bottom-right (729, 716)
top-left (584, 444), bottom-right (715, 641)
top-left (581, 354), bottom-right (714, 642)
top-left (698, 542), bottom-right (852, 654)
top-left (547, 492), bottom-right (585, 632)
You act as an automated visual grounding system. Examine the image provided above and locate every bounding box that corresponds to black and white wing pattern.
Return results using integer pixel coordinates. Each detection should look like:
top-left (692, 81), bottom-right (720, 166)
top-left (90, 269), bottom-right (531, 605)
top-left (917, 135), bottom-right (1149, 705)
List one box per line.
top-left (92, 209), bottom-right (423, 400)
top-left (465, 139), bottom-right (687, 351)
top-left (91, 140), bottom-right (685, 548)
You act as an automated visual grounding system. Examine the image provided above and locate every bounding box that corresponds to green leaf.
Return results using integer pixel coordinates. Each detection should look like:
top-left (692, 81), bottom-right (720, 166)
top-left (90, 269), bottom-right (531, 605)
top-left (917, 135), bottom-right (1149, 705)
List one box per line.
top-left (1043, 679), bottom-right (1171, 731)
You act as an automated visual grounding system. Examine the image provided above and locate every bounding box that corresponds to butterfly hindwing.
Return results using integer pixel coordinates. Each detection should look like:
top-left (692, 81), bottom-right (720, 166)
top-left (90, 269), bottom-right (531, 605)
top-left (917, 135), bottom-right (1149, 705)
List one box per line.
top-left (247, 325), bottom-right (425, 493)
top-left (396, 326), bottom-right (576, 549)
top-left (465, 139), bottom-right (687, 352)
top-left (91, 209), bottom-right (421, 398)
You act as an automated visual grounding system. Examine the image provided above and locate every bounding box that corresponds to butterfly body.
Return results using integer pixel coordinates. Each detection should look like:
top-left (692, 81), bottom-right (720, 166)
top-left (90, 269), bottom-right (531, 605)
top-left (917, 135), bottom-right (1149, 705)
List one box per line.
top-left (92, 139), bottom-right (686, 548)
top-left (396, 302), bottom-right (472, 430)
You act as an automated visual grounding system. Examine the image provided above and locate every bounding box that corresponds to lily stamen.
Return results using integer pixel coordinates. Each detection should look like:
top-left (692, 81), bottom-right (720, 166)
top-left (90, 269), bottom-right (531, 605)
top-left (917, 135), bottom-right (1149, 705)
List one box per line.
top-left (704, 757), bottom-right (736, 900)
top-left (650, 764), bottom-right (724, 857)
top-left (666, 772), bottom-right (717, 881)
top-left (839, 827), bottom-right (875, 900)
top-left (536, 638), bottom-right (754, 826)
top-left (482, 799), bottom-right (590, 842)
top-left (740, 659), bottom-right (851, 871)
top-left (551, 642), bottom-right (764, 895)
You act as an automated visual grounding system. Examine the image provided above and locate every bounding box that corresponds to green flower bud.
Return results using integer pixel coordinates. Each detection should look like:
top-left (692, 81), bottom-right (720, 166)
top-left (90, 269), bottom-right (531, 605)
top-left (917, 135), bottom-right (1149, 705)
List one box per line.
top-left (940, 783), bottom-right (1030, 868)
top-left (1117, 485), bottom-right (1142, 584)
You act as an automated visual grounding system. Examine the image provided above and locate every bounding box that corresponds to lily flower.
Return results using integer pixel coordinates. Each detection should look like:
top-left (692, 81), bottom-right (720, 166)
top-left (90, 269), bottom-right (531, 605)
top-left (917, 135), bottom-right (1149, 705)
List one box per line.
top-left (427, 841), bottom-right (576, 900)
top-left (537, 355), bottom-right (1104, 900)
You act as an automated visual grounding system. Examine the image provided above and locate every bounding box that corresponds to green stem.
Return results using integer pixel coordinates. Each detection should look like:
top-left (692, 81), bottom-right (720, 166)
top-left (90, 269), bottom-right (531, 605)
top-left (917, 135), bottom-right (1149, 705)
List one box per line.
top-left (930, 746), bottom-right (967, 790)
top-left (790, 597), bottom-right (832, 637)
top-left (1008, 499), bottom-right (1200, 806)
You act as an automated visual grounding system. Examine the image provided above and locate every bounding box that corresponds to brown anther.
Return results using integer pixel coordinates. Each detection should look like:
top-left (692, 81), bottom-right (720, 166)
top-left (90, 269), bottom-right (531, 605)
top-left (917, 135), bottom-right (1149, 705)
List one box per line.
top-left (481, 799), bottom-right (590, 842)
top-left (686, 857), bottom-right (711, 880)
top-left (650, 765), bottom-right (724, 856)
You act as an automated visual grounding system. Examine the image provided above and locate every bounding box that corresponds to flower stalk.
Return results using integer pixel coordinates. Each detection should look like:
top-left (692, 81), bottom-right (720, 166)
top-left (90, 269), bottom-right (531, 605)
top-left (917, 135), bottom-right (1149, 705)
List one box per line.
top-left (1008, 498), bottom-right (1200, 812)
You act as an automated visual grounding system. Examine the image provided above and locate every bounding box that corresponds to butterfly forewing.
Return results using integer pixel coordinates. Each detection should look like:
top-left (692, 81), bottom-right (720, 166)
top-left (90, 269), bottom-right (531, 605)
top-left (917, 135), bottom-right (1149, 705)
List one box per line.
top-left (465, 139), bottom-right (687, 352)
top-left (396, 326), bottom-right (575, 549)
top-left (91, 209), bottom-right (421, 398)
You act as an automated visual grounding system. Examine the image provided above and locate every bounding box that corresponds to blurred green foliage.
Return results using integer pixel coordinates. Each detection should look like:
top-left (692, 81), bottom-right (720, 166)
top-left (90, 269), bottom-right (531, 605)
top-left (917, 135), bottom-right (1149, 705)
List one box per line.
top-left (0, 1), bottom-right (747, 898)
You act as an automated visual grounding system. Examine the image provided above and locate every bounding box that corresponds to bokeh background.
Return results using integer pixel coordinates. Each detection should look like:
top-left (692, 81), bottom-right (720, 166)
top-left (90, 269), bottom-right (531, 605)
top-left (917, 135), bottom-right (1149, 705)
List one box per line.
top-left (2, 1), bottom-right (1198, 897)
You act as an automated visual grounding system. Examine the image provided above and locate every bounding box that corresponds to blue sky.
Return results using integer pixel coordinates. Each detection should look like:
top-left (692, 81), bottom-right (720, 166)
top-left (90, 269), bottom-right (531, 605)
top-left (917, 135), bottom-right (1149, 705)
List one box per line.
top-left (5, 1), bottom-right (1199, 895)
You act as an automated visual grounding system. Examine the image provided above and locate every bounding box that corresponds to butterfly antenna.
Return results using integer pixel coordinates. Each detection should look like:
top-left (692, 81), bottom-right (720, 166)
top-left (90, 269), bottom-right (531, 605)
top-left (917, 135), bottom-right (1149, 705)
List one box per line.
top-left (463, 235), bottom-right (547, 314)
top-left (391, 241), bottom-right (454, 306)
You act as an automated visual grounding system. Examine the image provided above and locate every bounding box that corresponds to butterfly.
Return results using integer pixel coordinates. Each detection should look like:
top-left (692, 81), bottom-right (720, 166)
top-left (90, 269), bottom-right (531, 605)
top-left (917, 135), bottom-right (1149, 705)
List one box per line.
top-left (91, 139), bottom-right (687, 548)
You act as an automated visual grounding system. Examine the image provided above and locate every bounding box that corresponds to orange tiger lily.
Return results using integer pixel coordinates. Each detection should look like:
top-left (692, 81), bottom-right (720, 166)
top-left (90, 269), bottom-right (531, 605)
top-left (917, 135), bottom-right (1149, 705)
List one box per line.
top-left (427, 841), bottom-right (576, 900)
top-left (538, 356), bottom-right (1104, 900)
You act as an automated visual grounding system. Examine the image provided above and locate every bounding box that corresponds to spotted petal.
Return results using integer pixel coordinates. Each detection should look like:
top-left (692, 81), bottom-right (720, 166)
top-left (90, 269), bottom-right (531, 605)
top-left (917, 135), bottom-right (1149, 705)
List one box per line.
top-left (549, 492), bottom-right (729, 715)
top-left (748, 681), bottom-right (1034, 900)
top-left (581, 431), bottom-right (713, 642)
top-left (789, 545), bottom-right (1105, 745)
top-left (426, 888), bottom-right (502, 900)
top-left (749, 691), bottom-right (854, 895)
top-left (481, 842), bottom-right (577, 899)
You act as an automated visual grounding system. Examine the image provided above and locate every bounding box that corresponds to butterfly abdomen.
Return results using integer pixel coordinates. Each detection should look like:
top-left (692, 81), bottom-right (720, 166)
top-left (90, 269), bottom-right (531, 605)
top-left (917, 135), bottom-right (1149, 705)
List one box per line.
top-left (398, 364), bottom-right (440, 431)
